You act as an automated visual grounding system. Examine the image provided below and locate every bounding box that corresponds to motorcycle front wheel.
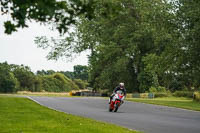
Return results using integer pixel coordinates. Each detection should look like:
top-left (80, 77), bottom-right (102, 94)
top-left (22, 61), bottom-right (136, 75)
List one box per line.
top-left (114, 102), bottom-right (120, 112)
top-left (109, 105), bottom-right (113, 112)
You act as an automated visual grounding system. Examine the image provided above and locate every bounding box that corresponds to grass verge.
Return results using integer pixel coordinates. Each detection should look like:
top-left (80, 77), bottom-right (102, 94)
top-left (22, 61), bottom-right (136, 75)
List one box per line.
top-left (0, 92), bottom-right (70, 97)
top-left (0, 96), bottom-right (139, 133)
top-left (127, 97), bottom-right (200, 111)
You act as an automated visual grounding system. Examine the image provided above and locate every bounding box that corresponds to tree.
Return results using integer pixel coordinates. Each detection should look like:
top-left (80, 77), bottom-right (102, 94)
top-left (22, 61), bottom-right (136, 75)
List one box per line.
top-left (176, 0), bottom-right (200, 89)
top-left (0, 62), bottom-right (19, 93)
top-left (11, 64), bottom-right (36, 91)
top-left (143, 0), bottom-right (200, 91)
top-left (37, 70), bottom-right (55, 75)
top-left (1, 0), bottom-right (96, 34)
top-left (73, 65), bottom-right (88, 80)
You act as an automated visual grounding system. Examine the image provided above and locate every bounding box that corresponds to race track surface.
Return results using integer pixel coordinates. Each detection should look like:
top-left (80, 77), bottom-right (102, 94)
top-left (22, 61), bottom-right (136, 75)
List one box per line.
top-left (29, 96), bottom-right (200, 133)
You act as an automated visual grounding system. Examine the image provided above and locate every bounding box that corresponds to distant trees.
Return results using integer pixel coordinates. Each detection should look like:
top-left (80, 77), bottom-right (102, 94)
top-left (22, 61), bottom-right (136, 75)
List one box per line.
top-left (73, 65), bottom-right (88, 80)
top-left (0, 62), bottom-right (19, 93)
top-left (11, 64), bottom-right (36, 91)
top-left (0, 62), bottom-right (89, 93)
top-left (36, 70), bottom-right (55, 75)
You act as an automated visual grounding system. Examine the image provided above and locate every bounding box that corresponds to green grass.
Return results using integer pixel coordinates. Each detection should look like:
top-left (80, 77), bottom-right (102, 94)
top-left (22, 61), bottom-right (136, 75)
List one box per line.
top-left (0, 93), bottom-right (70, 98)
top-left (127, 97), bottom-right (200, 111)
top-left (0, 96), bottom-right (139, 133)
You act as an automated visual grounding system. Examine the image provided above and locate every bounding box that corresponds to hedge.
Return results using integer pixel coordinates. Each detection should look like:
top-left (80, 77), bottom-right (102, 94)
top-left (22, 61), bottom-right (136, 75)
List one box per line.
top-left (173, 91), bottom-right (193, 98)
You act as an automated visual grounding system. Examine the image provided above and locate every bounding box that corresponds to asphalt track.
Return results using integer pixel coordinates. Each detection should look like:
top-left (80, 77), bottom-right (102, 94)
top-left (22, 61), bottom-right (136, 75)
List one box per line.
top-left (29, 96), bottom-right (200, 133)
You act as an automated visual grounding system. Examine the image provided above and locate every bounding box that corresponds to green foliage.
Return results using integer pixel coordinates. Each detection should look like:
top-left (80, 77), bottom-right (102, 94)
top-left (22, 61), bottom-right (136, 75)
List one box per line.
top-left (176, 0), bottom-right (200, 89)
top-left (138, 72), bottom-right (153, 93)
top-left (40, 73), bottom-right (79, 92)
top-left (169, 80), bottom-right (184, 92)
top-left (1, 0), bottom-right (96, 34)
top-left (74, 65), bottom-right (89, 80)
top-left (37, 70), bottom-right (55, 75)
top-left (74, 79), bottom-right (88, 89)
top-left (154, 93), bottom-right (169, 98)
top-left (142, 54), bottom-right (161, 88)
top-left (37, 65), bottom-right (89, 81)
top-left (193, 92), bottom-right (200, 102)
top-left (149, 87), bottom-right (157, 93)
top-left (59, 71), bottom-right (75, 79)
top-left (11, 64), bottom-right (36, 91)
top-left (149, 86), bottom-right (167, 93)
top-left (68, 0), bottom-right (176, 92)
top-left (33, 76), bottom-right (42, 92)
top-left (53, 73), bottom-right (79, 90)
top-left (0, 62), bottom-right (19, 93)
top-left (173, 91), bottom-right (194, 98)
top-left (157, 86), bottom-right (167, 92)
top-left (0, 62), bottom-right (83, 93)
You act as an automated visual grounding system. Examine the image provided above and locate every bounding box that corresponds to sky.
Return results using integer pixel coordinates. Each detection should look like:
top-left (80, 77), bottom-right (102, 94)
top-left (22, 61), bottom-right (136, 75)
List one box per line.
top-left (0, 16), bottom-right (89, 72)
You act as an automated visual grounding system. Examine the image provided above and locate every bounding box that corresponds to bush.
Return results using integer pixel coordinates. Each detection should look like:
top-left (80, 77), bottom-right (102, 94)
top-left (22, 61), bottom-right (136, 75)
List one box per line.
top-left (149, 86), bottom-right (167, 93)
top-left (52, 73), bottom-right (79, 90)
top-left (149, 86), bottom-right (157, 93)
top-left (74, 79), bottom-right (88, 90)
top-left (154, 93), bottom-right (169, 98)
top-left (157, 86), bottom-right (167, 92)
top-left (169, 80), bottom-right (184, 92)
top-left (193, 92), bottom-right (200, 102)
top-left (173, 91), bottom-right (193, 98)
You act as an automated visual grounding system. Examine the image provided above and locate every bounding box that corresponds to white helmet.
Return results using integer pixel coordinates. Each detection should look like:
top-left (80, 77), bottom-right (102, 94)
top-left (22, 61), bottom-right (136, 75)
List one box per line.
top-left (119, 83), bottom-right (124, 87)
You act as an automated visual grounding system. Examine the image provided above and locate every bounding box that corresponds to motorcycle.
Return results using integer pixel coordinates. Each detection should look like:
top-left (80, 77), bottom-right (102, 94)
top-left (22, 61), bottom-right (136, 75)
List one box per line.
top-left (109, 90), bottom-right (125, 112)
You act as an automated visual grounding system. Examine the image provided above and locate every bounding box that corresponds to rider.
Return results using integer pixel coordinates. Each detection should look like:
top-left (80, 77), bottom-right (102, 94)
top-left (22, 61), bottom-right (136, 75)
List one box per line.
top-left (109, 82), bottom-right (127, 104)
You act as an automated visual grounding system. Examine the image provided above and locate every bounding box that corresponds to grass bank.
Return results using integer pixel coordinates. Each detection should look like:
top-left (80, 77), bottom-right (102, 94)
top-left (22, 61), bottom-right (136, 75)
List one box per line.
top-left (0, 96), bottom-right (139, 133)
top-left (127, 97), bottom-right (200, 111)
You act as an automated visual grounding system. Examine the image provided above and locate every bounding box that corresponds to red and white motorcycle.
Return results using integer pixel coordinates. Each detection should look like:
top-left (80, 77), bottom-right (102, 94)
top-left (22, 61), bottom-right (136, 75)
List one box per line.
top-left (109, 90), bottom-right (125, 112)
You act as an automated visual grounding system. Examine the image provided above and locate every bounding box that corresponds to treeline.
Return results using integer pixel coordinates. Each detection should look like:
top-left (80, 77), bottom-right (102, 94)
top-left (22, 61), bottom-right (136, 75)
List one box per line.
top-left (0, 62), bottom-right (88, 93)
